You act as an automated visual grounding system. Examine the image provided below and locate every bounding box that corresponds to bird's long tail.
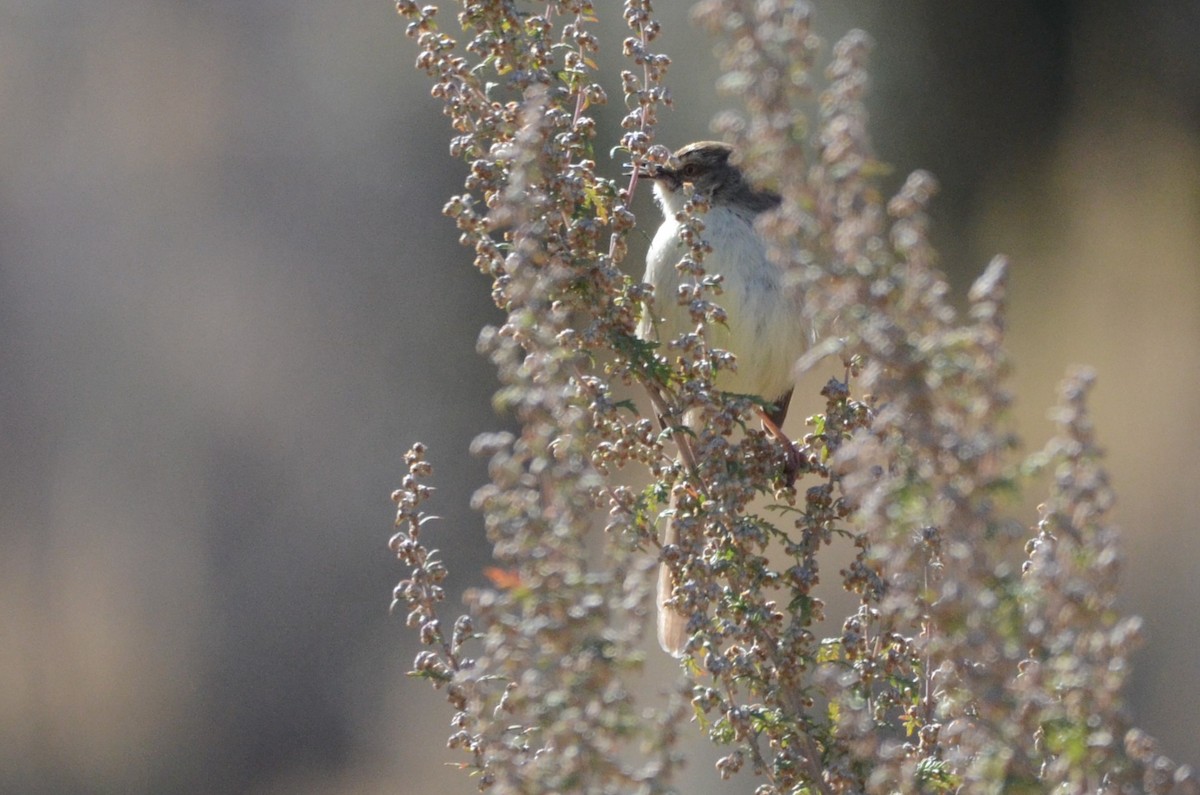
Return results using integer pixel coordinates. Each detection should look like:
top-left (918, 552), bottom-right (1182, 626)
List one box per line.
top-left (656, 515), bottom-right (688, 657)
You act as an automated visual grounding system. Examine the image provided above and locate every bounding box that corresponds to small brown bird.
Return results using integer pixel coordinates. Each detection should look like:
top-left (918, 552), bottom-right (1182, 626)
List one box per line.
top-left (637, 141), bottom-right (809, 656)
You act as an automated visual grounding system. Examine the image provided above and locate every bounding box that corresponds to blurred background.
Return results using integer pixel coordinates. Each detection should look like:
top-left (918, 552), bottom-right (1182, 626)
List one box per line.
top-left (1, 1), bottom-right (1196, 793)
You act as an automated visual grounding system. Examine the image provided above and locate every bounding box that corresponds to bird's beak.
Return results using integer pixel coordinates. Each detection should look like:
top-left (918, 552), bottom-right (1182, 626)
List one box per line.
top-left (625, 162), bottom-right (670, 180)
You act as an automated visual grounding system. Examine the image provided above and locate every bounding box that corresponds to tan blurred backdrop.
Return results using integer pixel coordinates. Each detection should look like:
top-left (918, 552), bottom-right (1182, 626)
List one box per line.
top-left (1, 2), bottom-right (1196, 793)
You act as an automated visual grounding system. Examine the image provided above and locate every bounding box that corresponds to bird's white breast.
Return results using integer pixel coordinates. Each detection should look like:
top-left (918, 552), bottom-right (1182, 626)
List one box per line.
top-left (637, 196), bottom-right (807, 403)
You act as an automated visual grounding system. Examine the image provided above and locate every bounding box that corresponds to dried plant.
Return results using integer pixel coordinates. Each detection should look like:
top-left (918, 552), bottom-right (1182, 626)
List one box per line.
top-left (388, 2), bottom-right (1197, 793)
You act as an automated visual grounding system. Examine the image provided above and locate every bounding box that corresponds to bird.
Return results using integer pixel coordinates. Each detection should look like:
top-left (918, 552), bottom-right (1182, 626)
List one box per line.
top-left (636, 141), bottom-right (809, 656)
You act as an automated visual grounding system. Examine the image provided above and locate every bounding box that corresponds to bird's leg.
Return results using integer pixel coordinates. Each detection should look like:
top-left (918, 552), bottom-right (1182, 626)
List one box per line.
top-left (758, 388), bottom-right (803, 486)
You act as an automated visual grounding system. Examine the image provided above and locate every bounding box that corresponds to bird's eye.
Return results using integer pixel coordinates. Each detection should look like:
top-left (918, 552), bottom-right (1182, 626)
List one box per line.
top-left (680, 163), bottom-right (699, 179)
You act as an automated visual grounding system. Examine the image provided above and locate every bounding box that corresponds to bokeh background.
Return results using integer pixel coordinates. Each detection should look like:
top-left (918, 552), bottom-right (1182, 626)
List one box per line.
top-left (2, 2), bottom-right (1197, 793)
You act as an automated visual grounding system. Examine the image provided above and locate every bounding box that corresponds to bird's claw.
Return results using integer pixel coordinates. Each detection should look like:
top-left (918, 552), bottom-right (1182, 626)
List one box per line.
top-left (781, 439), bottom-right (804, 487)
top-left (758, 407), bottom-right (803, 487)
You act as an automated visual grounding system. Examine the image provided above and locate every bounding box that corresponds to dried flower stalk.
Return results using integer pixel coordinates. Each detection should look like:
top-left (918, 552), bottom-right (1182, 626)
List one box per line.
top-left (389, 2), bottom-right (1197, 793)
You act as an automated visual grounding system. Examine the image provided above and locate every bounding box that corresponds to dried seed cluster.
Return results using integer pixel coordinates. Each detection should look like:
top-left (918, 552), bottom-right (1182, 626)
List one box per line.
top-left (390, 3), bottom-right (1195, 794)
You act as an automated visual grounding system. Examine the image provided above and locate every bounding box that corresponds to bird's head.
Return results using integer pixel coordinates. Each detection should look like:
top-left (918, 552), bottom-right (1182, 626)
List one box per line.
top-left (637, 141), bottom-right (779, 215)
